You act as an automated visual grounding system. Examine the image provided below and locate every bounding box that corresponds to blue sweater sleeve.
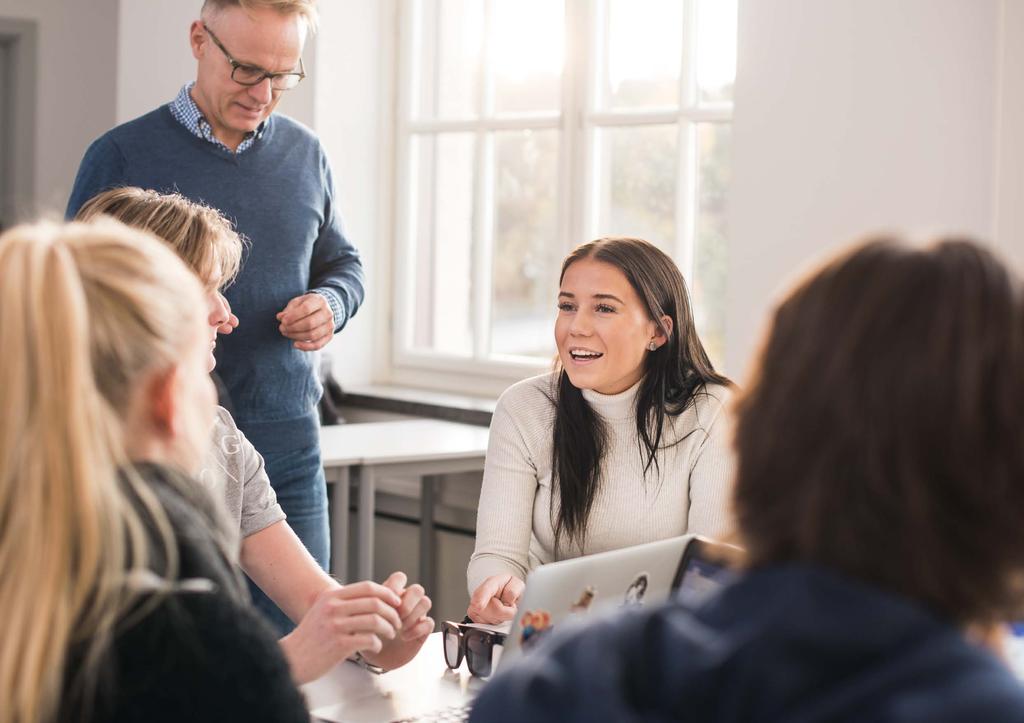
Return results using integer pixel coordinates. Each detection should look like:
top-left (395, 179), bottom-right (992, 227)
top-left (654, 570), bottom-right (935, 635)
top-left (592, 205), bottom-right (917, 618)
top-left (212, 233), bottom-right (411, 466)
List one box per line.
top-left (308, 154), bottom-right (365, 332)
top-left (65, 134), bottom-right (128, 220)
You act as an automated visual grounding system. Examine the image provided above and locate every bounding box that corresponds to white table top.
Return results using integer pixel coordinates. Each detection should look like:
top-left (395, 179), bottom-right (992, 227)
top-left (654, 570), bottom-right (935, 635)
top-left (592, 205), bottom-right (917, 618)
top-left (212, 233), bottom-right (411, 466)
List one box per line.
top-left (320, 419), bottom-right (489, 468)
top-left (302, 633), bottom-right (486, 722)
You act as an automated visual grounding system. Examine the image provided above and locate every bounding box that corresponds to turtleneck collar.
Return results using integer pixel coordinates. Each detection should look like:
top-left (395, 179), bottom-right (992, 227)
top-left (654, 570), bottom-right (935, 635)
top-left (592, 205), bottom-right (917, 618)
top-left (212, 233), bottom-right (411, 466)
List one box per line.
top-left (581, 378), bottom-right (643, 421)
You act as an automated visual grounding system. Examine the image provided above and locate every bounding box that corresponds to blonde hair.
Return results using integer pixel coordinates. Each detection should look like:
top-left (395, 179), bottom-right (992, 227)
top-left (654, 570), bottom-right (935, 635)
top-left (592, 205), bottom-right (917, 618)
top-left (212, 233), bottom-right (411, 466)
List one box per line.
top-left (201, 0), bottom-right (319, 32)
top-left (0, 219), bottom-right (209, 723)
top-left (76, 187), bottom-right (244, 290)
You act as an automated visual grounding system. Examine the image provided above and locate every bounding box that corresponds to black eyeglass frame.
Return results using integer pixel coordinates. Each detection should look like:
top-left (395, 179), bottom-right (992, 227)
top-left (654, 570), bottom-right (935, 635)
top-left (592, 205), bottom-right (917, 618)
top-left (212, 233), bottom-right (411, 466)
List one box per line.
top-left (202, 23), bottom-right (306, 90)
top-left (442, 619), bottom-right (507, 678)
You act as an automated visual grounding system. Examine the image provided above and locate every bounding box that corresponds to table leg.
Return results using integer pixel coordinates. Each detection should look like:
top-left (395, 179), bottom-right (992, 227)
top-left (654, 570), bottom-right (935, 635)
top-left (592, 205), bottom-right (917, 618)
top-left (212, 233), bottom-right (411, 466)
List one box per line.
top-left (328, 466), bottom-right (350, 583)
top-left (419, 475), bottom-right (439, 595)
top-left (357, 465), bottom-right (375, 581)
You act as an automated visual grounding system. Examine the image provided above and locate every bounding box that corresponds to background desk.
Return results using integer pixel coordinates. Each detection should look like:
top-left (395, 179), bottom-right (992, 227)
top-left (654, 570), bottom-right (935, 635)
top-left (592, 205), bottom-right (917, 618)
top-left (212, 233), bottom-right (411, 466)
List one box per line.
top-left (321, 419), bottom-right (490, 589)
top-left (302, 632), bottom-right (483, 722)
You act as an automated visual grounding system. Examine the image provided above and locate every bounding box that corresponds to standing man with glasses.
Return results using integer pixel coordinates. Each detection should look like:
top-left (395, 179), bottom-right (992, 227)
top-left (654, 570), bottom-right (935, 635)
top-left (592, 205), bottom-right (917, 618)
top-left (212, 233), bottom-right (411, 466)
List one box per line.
top-left (66, 0), bottom-right (361, 635)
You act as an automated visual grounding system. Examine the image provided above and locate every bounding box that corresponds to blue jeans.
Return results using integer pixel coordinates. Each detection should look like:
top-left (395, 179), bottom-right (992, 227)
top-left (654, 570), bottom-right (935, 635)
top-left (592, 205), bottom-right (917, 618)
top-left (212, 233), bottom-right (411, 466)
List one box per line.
top-left (248, 441), bottom-right (330, 635)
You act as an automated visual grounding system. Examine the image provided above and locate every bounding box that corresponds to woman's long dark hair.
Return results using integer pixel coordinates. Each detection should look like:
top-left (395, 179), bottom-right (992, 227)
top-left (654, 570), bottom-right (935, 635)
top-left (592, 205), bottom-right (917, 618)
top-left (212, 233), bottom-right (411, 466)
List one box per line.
top-left (550, 237), bottom-right (730, 551)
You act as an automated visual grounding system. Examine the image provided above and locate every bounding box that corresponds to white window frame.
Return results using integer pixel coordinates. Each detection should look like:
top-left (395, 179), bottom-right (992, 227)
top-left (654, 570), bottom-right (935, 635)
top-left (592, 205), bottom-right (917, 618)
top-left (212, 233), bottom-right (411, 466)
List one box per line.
top-left (385, 0), bottom-right (734, 394)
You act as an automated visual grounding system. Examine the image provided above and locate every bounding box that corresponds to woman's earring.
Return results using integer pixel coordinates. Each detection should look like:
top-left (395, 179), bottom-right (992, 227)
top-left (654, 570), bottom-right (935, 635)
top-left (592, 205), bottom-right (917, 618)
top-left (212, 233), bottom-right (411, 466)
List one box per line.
top-left (647, 341), bottom-right (658, 351)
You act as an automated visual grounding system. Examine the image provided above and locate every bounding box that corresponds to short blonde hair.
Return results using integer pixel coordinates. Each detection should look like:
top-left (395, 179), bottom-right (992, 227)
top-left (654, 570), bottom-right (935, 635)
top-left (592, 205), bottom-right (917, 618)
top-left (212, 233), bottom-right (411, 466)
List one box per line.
top-left (76, 187), bottom-right (244, 291)
top-left (201, 0), bottom-right (318, 32)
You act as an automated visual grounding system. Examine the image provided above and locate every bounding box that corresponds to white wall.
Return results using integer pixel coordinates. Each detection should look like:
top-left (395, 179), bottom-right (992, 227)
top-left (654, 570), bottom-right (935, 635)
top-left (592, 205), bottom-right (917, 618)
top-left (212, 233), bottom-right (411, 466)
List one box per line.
top-left (0, 0), bottom-right (118, 216)
top-left (725, 0), bottom-right (1010, 378)
top-left (995, 0), bottom-right (1024, 273)
top-left (315, 0), bottom-right (389, 387)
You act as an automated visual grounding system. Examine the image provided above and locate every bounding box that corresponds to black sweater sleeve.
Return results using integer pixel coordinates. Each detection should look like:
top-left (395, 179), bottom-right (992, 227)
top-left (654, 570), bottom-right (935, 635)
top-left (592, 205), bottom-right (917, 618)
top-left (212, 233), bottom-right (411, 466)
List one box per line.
top-left (94, 589), bottom-right (309, 723)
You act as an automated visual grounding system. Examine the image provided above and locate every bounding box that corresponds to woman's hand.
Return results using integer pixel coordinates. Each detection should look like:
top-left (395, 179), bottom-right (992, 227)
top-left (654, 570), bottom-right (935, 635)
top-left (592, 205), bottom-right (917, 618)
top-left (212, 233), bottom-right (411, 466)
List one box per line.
top-left (467, 574), bottom-right (525, 624)
top-left (360, 571), bottom-right (434, 671)
top-left (278, 581), bottom-right (402, 684)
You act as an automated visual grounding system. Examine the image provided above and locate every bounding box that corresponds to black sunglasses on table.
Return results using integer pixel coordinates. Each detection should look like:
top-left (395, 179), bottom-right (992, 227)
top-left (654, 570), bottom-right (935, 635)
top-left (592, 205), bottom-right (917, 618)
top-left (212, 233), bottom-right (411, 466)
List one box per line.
top-left (442, 618), bottom-right (507, 678)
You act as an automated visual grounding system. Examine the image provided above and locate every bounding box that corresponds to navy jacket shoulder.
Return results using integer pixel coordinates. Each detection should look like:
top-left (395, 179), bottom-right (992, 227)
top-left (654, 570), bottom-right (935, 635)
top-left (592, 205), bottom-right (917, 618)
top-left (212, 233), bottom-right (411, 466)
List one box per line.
top-left (471, 566), bottom-right (1024, 723)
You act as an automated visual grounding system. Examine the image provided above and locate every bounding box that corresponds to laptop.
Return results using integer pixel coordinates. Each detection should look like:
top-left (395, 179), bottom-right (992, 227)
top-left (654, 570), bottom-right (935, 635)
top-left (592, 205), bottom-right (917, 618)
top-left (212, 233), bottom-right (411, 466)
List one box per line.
top-left (670, 535), bottom-right (743, 609)
top-left (498, 534), bottom-right (694, 662)
top-left (309, 535), bottom-right (728, 722)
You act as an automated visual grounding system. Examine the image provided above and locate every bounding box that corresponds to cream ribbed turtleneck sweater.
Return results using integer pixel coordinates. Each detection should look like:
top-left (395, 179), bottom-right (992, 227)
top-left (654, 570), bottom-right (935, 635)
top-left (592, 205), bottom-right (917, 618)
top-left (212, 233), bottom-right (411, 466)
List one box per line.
top-left (467, 372), bottom-right (735, 594)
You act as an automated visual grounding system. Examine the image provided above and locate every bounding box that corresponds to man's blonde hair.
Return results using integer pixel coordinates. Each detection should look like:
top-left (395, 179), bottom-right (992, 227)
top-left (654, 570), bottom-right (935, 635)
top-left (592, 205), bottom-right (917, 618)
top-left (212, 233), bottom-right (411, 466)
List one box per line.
top-left (76, 187), bottom-right (244, 291)
top-left (201, 0), bottom-right (319, 32)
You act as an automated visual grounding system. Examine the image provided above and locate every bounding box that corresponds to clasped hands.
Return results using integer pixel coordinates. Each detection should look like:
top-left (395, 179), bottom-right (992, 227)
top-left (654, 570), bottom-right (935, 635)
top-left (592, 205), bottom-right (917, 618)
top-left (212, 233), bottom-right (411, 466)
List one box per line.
top-left (280, 571), bottom-right (434, 684)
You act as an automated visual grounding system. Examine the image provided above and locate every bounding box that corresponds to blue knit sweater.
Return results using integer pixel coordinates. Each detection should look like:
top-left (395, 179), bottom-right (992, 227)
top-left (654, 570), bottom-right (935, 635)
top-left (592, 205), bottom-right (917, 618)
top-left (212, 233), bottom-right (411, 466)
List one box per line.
top-left (66, 106), bottom-right (364, 454)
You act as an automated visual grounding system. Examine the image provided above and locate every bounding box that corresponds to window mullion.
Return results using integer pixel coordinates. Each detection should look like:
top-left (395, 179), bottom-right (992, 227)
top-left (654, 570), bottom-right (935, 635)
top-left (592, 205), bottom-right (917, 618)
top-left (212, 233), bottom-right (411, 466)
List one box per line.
top-left (579, 0), bottom-right (603, 241)
top-left (562, 0), bottom-right (586, 252)
top-left (471, 0), bottom-right (494, 360)
top-left (394, 2), bottom-right (416, 358)
top-left (675, 0), bottom-right (699, 282)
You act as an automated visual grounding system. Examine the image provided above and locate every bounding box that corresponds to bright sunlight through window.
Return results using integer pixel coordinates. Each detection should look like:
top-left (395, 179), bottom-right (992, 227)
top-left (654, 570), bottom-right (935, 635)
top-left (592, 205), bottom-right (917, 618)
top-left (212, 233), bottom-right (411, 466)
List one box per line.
top-left (395, 0), bottom-right (737, 380)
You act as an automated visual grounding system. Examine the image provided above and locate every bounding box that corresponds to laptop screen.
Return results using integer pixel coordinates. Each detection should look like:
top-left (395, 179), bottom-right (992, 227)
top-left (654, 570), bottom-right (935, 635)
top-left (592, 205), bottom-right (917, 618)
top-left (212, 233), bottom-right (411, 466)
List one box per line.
top-left (673, 539), bottom-right (740, 609)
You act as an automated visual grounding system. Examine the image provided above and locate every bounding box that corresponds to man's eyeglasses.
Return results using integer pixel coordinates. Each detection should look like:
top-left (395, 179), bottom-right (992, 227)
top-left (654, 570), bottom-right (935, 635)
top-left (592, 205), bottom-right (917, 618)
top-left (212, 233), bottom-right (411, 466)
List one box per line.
top-left (203, 23), bottom-right (305, 91)
top-left (442, 619), bottom-right (506, 678)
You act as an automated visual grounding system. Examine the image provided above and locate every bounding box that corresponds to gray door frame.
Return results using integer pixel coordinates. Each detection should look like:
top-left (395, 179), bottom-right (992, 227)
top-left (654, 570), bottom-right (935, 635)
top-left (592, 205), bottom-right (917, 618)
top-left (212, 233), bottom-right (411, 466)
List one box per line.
top-left (0, 18), bottom-right (37, 230)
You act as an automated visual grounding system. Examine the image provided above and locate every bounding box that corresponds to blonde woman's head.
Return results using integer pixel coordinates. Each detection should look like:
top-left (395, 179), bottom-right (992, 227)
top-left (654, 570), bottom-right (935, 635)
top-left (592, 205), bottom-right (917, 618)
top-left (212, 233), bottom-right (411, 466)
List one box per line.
top-left (76, 187), bottom-right (244, 372)
top-left (0, 218), bottom-right (214, 723)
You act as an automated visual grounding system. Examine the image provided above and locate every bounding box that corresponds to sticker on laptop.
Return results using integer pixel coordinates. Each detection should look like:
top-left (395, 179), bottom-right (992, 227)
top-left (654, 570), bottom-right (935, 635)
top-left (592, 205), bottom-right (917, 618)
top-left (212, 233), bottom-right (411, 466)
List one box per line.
top-left (621, 572), bottom-right (649, 608)
top-left (519, 609), bottom-right (553, 651)
top-left (570, 585), bottom-right (597, 614)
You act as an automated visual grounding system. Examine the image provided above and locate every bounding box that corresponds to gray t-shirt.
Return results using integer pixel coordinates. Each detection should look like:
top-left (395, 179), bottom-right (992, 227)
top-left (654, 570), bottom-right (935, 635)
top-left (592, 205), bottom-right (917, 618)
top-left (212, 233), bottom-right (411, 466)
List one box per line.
top-left (197, 407), bottom-right (287, 541)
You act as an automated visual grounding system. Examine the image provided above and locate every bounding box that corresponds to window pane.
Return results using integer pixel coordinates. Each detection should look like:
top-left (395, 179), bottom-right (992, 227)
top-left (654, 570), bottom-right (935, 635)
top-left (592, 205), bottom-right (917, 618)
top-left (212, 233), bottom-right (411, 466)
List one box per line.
top-left (490, 129), bottom-right (561, 357)
top-left (490, 0), bottom-right (564, 114)
top-left (696, 0), bottom-right (737, 104)
top-left (601, 0), bottom-right (683, 109)
top-left (594, 125), bottom-right (677, 249)
top-left (410, 133), bottom-right (475, 355)
top-left (413, 0), bottom-right (482, 119)
top-left (692, 123), bottom-right (731, 367)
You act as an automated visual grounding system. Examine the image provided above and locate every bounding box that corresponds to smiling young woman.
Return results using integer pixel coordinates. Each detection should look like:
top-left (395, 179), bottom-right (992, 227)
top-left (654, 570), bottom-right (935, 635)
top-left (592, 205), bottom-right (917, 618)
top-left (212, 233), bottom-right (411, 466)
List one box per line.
top-left (466, 237), bottom-right (734, 624)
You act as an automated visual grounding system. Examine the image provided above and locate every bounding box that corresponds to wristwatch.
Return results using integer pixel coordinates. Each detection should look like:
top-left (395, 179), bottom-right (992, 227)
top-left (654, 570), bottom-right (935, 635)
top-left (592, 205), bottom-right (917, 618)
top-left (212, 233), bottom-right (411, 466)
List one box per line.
top-left (349, 651), bottom-right (386, 675)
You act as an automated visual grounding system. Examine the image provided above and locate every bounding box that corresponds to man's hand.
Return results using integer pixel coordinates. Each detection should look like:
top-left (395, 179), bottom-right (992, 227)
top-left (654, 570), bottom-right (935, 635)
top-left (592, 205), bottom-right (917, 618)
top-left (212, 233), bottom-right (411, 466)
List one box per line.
top-left (360, 572), bottom-right (434, 671)
top-left (278, 581), bottom-right (402, 684)
top-left (277, 293), bottom-right (334, 351)
top-left (467, 574), bottom-right (525, 624)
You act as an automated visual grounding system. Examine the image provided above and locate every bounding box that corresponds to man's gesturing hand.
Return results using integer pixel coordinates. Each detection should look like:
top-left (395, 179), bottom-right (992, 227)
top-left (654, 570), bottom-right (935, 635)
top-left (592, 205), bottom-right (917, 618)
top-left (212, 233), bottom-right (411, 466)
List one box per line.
top-left (277, 293), bottom-right (334, 351)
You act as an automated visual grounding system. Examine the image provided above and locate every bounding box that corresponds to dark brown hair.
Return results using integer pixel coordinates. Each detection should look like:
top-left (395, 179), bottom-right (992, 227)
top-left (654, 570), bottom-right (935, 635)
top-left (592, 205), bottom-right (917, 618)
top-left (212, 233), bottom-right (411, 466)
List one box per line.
top-left (733, 237), bottom-right (1024, 625)
top-left (551, 237), bottom-right (730, 550)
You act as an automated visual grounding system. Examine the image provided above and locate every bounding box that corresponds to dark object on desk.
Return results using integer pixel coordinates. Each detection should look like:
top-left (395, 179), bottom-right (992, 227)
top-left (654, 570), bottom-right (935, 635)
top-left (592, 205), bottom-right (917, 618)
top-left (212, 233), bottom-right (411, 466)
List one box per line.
top-left (443, 619), bottom-right (506, 678)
